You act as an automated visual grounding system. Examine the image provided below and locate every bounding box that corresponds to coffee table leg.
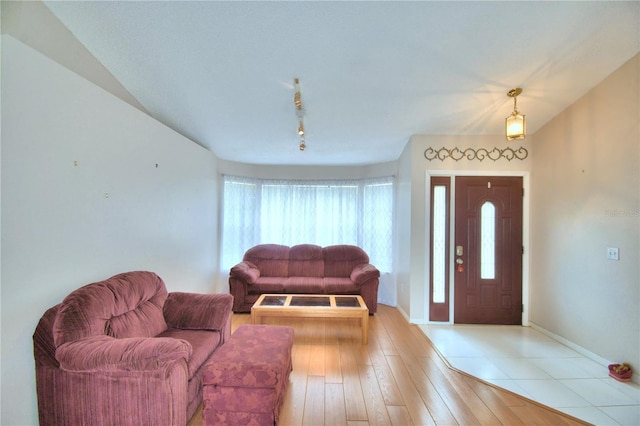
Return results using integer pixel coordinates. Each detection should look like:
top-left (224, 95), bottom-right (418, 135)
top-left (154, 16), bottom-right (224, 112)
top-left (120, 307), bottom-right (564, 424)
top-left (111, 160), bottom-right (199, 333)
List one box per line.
top-left (361, 311), bottom-right (369, 345)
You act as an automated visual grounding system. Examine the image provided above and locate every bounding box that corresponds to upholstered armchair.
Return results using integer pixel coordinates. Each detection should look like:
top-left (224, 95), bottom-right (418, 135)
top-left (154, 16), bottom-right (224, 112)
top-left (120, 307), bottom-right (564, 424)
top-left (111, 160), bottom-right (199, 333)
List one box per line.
top-left (33, 271), bottom-right (232, 426)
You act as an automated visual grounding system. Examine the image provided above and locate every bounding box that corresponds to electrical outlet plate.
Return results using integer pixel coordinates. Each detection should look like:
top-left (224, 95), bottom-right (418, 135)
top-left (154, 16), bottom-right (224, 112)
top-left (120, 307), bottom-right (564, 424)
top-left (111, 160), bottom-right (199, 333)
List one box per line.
top-left (607, 247), bottom-right (619, 260)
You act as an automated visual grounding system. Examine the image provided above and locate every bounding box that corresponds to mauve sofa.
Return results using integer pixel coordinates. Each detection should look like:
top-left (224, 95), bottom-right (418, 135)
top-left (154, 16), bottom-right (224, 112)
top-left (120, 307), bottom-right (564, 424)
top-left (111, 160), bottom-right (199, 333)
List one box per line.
top-left (229, 244), bottom-right (380, 314)
top-left (33, 271), bottom-right (233, 426)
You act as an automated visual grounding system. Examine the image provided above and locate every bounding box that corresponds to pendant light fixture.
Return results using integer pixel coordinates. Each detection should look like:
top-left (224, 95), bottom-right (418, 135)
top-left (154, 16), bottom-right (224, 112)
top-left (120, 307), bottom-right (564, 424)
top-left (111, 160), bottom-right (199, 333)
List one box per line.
top-left (294, 78), bottom-right (306, 150)
top-left (505, 88), bottom-right (526, 140)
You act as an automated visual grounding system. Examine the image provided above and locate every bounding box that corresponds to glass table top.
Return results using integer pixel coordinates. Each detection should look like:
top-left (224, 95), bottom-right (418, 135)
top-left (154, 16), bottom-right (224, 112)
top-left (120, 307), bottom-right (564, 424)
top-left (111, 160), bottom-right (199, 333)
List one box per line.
top-left (258, 295), bottom-right (361, 308)
top-left (261, 295), bottom-right (287, 306)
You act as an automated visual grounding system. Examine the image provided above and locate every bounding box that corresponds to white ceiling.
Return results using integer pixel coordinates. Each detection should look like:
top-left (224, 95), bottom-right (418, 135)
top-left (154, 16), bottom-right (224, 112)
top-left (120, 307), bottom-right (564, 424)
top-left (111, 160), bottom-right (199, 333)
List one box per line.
top-left (44, 1), bottom-right (639, 166)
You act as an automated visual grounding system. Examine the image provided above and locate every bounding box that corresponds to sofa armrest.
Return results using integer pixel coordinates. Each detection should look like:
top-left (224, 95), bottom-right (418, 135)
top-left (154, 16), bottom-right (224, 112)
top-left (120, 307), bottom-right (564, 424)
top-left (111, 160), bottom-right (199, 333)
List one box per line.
top-left (164, 292), bottom-right (233, 331)
top-left (229, 261), bottom-right (261, 284)
top-left (55, 335), bottom-right (191, 373)
top-left (350, 263), bottom-right (381, 285)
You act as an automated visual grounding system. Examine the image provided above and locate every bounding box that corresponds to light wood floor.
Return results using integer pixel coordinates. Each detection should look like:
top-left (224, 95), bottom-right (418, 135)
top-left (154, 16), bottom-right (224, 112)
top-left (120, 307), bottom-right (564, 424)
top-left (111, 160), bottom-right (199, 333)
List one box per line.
top-left (188, 304), bottom-right (589, 425)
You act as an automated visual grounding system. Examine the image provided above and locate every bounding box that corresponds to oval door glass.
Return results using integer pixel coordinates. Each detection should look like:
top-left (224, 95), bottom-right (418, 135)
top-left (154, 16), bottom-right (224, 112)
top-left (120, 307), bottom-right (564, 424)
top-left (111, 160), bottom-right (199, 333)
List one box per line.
top-left (480, 201), bottom-right (495, 279)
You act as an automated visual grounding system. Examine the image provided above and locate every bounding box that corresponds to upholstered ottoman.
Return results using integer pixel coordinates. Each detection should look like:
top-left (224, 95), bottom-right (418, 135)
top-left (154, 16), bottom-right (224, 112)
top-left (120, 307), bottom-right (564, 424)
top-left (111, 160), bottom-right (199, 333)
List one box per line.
top-left (202, 324), bottom-right (294, 425)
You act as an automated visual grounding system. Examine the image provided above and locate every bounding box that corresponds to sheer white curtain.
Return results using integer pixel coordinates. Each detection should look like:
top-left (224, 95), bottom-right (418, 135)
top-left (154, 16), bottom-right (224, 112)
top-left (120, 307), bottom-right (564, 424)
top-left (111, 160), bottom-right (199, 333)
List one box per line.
top-left (221, 175), bottom-right (394, 273)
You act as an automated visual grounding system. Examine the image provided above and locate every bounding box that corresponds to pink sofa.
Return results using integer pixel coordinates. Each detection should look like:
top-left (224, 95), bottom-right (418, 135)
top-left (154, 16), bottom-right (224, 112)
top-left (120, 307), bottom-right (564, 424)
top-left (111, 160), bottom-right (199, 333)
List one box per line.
top-left (229, 244), bottom-right (380, 314)
top-left (33, 271), bottom-right (233, 426)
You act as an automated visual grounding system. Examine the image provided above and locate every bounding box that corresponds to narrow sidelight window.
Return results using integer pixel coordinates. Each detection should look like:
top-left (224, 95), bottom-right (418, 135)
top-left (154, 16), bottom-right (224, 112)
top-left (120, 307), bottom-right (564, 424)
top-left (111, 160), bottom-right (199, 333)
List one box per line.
top-left (429, 177), bottom-right (450, 321)
top-left (432, 186), bottom-right (447, 302)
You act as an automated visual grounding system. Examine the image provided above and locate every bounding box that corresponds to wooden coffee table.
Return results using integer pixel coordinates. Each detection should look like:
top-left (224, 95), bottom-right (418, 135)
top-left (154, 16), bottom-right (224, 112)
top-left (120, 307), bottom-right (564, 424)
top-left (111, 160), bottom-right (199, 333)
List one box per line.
top-left (251, 294), bottom-right (369, 344)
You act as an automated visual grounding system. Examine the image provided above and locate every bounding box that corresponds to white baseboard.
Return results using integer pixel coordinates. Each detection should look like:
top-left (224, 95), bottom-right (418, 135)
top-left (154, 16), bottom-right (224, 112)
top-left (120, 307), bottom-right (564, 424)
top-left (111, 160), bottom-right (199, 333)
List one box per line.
top-left (530, 323), bottom-right (640, 385)
top-left (396, 305), bottom-right (411, 323)
top-left (529, 322), bottom-right (612, 367)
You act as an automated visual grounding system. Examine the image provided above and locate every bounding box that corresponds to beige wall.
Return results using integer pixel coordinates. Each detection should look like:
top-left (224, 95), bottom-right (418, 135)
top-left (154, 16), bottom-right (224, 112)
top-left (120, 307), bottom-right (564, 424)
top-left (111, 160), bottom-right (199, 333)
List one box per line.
top-left (530, 54), bottom-right (639, 372)
top-left (398, 55), bottom-right (638, 378)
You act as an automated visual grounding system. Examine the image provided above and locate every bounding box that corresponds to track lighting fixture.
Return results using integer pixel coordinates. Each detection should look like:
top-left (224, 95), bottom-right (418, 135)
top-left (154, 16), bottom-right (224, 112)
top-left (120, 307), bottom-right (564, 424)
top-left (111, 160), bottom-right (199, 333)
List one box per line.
top-left (294, 78), bottom-right (306, 150)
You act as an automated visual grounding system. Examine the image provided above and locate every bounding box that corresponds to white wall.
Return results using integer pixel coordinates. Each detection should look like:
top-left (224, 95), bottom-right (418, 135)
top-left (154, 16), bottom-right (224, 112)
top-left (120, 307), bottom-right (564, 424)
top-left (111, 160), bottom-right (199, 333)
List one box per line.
top-left (1, 36), bottom-right (219, 425)
top-left (530, 54), bottom-right (639, 377)
top-left (217, 159), bottom-right (397, 180)
top-left (2, 0), bottom-right (147, 113)
top-left (395, 141), bottom-right (413, 314)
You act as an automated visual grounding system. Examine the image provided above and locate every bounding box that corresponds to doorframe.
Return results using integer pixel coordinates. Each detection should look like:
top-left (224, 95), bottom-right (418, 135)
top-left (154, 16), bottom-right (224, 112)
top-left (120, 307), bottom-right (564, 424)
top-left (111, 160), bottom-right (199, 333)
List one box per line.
top-left (425, 170), bottom-right (530, 326)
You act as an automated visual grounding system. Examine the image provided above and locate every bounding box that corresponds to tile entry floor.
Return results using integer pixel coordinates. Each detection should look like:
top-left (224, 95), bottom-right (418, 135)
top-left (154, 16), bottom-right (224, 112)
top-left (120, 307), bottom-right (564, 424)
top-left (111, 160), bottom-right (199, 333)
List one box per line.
top-left (418, 324), bottom-right (640, 426)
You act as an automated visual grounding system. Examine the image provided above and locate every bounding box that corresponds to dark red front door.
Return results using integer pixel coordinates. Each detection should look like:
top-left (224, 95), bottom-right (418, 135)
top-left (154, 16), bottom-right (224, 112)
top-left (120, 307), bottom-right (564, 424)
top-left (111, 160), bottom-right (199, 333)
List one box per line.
top-left (454, 176), bottom-right (523, 324)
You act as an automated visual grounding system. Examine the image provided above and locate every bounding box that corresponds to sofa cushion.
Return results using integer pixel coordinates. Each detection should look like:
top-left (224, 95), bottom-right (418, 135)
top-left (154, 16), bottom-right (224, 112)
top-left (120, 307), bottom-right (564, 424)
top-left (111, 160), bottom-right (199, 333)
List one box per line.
top-left (288, 244), bottom-right (324, 277)
top-left (159, 328), bottom-right (221, 378)
top-left (163, 293), bottom-right (233, 331)
top-left (323, 245), bottom-right (370, 277)
top-left (285, 277), bottom-right (324, 293)
top-left (53, 271), bottom-right (168, 347)
top-left (244, 244), bottom-right (290, 277)
top-left (108, 302), bottom-right (167, 339)
top-left (251, 277), bottom-right (286, 293)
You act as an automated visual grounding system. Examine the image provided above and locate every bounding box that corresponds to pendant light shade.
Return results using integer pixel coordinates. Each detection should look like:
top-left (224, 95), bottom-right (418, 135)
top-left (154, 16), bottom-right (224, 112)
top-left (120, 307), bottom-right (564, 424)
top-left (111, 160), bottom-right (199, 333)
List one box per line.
top-left (506, 88), bottom-right (526, 141)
